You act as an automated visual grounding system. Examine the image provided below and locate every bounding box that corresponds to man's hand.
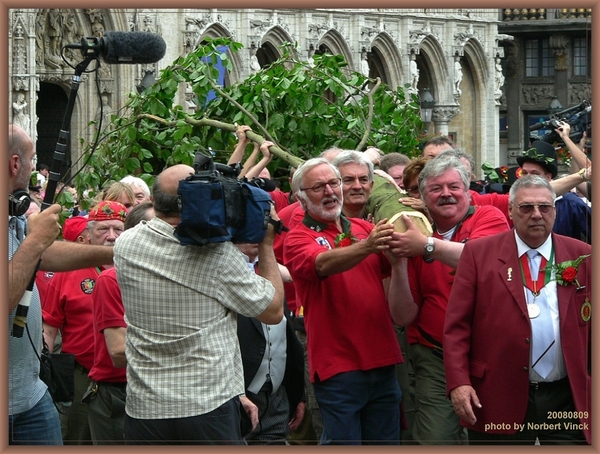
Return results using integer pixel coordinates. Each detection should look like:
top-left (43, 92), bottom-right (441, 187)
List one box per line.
top-left (263, 204), bottom-right (281, 246)
top-left (399, 196), bottom-right (428, 215)
top-left (259, 141), bottom-right (275, 162)
top-left (288, 401), bottom-right (306, 431)
top-left (239, 395), bottom-right (259, 431)
top-left (450, 385), bottom-right (481, 425)
top-left (388, 215), bottom-right (427, 257)
top-left (364, 147), bottom-right (382, 166)
top-left (236, 125), bottom-right (252, 143)
top-left (363, 219), bottom-right (395, 253)
top-left (554, 120), bottom-right (572, 142)
top-left (26, 203), bottom-right (62, 250)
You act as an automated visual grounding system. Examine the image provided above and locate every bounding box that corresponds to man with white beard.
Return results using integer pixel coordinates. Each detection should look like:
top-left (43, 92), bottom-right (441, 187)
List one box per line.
top-left (42, 201), bottom-right (128, 444)
top-left (283, 157), bottom-right (411, 445)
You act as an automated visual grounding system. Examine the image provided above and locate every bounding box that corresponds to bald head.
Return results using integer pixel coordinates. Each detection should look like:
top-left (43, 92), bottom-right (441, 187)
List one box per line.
top-left (158, 165), bottom-right (194, 194)
top-left (9, 123), bottom-right (35, 192)
top-left (152, 164), bottom-right (193, 217)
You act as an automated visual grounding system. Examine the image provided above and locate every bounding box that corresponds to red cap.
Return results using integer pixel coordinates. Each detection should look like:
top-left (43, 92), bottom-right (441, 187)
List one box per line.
top-left (88, 201), bottom-right (128, 223)
top-left (63, 216), bottom-right (89, 242)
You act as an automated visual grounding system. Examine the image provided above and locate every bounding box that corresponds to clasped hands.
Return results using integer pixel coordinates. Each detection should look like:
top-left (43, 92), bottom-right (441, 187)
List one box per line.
top-left (369, 216), bottom-right (426, 263)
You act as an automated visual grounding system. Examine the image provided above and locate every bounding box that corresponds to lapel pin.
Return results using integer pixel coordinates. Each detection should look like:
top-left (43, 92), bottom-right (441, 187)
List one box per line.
top-left (507, 267), bottom-right (512, 282)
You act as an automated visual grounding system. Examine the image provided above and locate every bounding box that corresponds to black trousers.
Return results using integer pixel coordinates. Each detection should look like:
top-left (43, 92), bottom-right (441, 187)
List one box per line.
top-left (468, 377), bottom-right (588, 445)
top-left (124, 397), bottom-right (245, 445)
top-left (87, 382), bottom-right (126, 445)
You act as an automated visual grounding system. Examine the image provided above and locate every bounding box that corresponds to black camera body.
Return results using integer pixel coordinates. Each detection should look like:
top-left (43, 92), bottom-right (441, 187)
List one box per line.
top-left (175, 153), bottom-right (273, 246)
top-left (530, 100), bottom-right (591, 145)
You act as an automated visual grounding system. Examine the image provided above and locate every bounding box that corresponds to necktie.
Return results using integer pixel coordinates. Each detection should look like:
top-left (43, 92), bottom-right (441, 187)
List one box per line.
top-left (526, 249), bottom-right (555, 379)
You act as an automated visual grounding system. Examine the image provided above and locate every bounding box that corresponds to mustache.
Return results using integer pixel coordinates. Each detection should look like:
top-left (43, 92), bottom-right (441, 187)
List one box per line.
top-left (438, 197), bottom-right (457, 206)
top-left (322, 195), bottom-right (341, 205)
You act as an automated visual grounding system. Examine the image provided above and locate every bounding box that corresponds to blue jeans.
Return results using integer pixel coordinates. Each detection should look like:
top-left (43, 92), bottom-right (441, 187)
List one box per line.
top-left (9, 390), bottom-right (62, 445)
top-left (313, 365), bottom-right (401, 445)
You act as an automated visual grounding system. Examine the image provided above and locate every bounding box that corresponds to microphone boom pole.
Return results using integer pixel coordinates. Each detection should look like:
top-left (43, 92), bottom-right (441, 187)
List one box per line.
top-left (16, 55), bottom-right (96, 338)
top-left (41, 54), bottom-right (97, 210)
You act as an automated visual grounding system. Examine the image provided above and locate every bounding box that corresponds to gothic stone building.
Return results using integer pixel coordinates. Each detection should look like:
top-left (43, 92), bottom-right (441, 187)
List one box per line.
top-left (11, 8), bottom-right (579, 179)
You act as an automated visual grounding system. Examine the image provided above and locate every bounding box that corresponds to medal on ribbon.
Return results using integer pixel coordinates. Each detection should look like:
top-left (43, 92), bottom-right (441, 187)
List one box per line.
top-left (519, 249), bottom-right (553, 319)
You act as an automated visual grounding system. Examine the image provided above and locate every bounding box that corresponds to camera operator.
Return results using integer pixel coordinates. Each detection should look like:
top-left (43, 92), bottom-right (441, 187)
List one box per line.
top-left (555, 120), bottom-right (592, 201)
top-left (113, 164), bottom-right (284, 444)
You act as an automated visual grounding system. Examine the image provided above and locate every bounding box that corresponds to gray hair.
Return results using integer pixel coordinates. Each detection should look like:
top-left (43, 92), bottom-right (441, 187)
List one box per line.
top-left (379, 152), bottom-right (411, 173)
top-left (436, 147), bottom-right (475, 173)
top-left (120, 175), bottom-right (151, 197)
top-left (418, 156), bottom-right (471, 199)
top-left (508, 175), bottom-right (556, 205)
top-left (291, 157), bottom-right (341, 204)
top-left (319, 147), bottom-right (343, 162)
top-left (332, 150), bottom-right (374, 182)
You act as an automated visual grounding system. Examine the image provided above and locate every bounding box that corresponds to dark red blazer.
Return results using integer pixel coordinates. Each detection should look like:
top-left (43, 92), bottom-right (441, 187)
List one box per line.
top-left (443, 230), bottom-right (592, 443)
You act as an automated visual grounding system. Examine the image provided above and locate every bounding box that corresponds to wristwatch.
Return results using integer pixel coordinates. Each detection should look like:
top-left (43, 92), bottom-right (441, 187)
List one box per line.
top-left (578, 168), bottom-right (589, 182)
top-left (424, 236), bottom-right (435, 256)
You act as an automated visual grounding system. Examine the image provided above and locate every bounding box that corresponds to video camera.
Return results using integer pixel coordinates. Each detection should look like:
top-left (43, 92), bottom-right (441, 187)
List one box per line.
top-left (175, 153), bottom-right (275, 246)
top-left (529, 99), bottom-right (591, 145)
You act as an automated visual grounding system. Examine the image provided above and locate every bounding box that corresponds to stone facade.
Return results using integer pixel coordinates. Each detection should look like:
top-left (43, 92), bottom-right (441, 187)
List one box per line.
top-left (9, 8), bottom-right (506, 177)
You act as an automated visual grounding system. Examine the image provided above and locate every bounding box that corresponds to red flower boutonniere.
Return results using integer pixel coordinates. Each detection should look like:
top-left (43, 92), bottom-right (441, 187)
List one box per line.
top-left (334, 232), bottom-right (357, 248)
top-left (544, 254), bottom-right (590, 288)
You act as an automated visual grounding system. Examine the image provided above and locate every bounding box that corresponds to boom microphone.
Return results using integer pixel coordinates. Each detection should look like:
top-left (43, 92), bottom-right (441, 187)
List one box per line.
top-left (65, 31), bottom-right (166, 64)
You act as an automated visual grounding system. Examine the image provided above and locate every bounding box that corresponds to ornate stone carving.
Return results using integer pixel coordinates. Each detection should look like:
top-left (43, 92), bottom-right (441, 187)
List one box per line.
top-left (453, 57), bottom-right (463, 98)
top-left (522, 85), bottom-right (553, 105)
top-left (12, 92), bottom-right (30, 131)
top-left (569, 84), bottom-right (591, 105)
top-left (550, 35), bottom-right (569, 71)
top-left (12, 76), bottom-right (28, 92)
top-left (61, 11), bottom-right (82, 61)
top-left (35, 9), bottom-right (84, 70)
top-left (494, 56), bottom-right (505, 98)
top-left (12, 19), bottom-right (27, 75)
top-left (432, 106), bottom-right (460, 122)
top-left (409, 53), bottom-right (419, 94)
top-left (308, 22), bottom-right (329, 39)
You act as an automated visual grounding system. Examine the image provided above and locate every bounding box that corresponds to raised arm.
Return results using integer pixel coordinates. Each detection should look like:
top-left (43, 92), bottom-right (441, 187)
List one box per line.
top-left (9, 204), bottom-right (60, 312)
top-left (227, 124), bottom-right (252, 166)
top-left (244, 141), bottom-right (274, 180)
top-left (255, 206), bottom-right (285, 325)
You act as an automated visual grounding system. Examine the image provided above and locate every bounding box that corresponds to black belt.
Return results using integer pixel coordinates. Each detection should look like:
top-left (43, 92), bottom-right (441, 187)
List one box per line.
top-left (529, 376), bottom-right (568, 390)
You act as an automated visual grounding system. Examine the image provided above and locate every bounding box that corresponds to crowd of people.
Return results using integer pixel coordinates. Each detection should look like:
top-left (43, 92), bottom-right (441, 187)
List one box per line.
top-left (8, 121), bottom-right (592, 445)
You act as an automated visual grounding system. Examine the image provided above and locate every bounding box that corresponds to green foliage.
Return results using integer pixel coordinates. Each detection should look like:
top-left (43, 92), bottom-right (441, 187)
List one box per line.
top-left (75, 37), bottom-right (423, 193)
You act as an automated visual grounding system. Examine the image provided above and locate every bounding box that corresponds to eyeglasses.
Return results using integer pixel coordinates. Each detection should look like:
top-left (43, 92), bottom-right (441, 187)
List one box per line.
top-left (300, 178), bottom-right (342, 194)
top-left (515, 203), bottom-right (555, 214)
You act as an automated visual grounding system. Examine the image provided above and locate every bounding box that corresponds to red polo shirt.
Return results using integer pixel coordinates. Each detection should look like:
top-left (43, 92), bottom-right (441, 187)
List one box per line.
top-left (89, 267), bottom-right (127, 383)
top-left (42, 267), bottom-right (103, 370)
top-left (284, 214), bottom-right (403, 382)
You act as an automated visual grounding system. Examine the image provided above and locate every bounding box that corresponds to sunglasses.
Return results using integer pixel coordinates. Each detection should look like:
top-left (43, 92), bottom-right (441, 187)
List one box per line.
top-left (515, 203), bottom-right (555, 214)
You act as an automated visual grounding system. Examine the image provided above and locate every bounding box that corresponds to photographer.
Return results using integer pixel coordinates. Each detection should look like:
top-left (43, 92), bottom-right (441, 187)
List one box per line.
top-left (113, 164), bottom-right (284, 444)
top-left (555, 121), bottom-right (592, 201)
